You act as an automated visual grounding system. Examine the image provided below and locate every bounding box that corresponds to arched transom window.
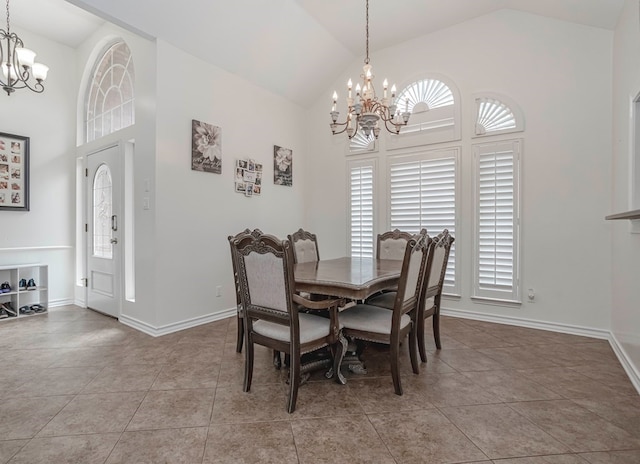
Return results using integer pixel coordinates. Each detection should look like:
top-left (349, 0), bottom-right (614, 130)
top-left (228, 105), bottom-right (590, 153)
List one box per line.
top-left (85, 41), bottom-right (135, 143)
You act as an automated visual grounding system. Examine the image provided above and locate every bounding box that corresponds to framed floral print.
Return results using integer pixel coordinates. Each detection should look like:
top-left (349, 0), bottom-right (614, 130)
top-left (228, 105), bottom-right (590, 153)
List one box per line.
top-left (191, 119), bottom-right (222, 174)
top-left (0, 132), bottom-right (29, 211)
top-left (273, 145), bottom-right (292, 186)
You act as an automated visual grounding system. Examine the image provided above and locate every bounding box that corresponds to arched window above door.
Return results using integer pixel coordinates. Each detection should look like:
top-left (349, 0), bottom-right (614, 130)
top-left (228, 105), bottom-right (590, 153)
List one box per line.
top-left (85, 41), bottom-right (135, 143)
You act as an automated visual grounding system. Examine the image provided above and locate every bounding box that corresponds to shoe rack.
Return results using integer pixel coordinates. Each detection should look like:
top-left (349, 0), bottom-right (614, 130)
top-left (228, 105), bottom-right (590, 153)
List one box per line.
top-left (0, 264), bottom-right (49, 320)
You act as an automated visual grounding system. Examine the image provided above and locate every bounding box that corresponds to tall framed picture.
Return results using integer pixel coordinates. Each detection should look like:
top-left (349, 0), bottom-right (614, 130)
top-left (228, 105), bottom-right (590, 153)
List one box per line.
top-left (273, 145), bottom-right (292, 186)
top-left (0, 132), bottom-right (29, 211)
top-left (191, 119), bottom-right (222, 174)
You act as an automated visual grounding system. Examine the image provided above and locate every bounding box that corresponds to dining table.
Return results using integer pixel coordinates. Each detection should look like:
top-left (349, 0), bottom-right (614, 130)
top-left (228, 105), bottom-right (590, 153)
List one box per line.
top-left (293, 256), bottom-right (404, 384)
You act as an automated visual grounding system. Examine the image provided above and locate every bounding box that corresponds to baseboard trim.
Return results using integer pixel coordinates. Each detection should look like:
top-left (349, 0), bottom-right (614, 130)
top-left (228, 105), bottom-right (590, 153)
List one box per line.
top-left (441, 307), bottom-right (610, 340)
top-left (608, 333), bottom-right (640, 394)
top-left (49, 298), bottom-right (75, 308)
top-left (119, 308), bottom-right (236, 337)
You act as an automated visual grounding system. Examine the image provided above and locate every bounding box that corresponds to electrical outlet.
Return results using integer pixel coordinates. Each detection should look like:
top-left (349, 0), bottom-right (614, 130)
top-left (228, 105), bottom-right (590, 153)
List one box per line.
top-left (527, 288), bottom-right (535, 302)
top-left (216, 286), bottom-right (222, 297)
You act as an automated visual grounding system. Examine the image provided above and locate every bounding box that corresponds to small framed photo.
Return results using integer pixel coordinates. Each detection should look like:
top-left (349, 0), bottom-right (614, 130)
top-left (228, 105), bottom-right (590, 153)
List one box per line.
top-left (243, 170), bottom-right (256, 183)
top-left (235, 182), bottom-right (246, 193)
top-left (245, 183), bottom-right (254, 197)
top-left (0, 132), bottom-right (29, 211)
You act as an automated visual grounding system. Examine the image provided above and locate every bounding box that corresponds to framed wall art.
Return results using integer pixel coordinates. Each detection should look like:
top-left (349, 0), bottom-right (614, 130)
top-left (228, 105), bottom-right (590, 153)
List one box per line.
top-left (273, 145), bottom-right (292, 186)
top-left (191, 119), bottom-right (222, 174)
top-left (0, 132), bottom-right (29, 211)
top-left (235, 158), bottom-right (262, 197)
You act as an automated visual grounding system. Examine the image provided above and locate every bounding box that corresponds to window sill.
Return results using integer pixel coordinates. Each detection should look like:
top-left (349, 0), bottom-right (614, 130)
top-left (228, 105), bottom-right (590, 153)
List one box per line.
top-left (471, 296), bottom-right (522, 308)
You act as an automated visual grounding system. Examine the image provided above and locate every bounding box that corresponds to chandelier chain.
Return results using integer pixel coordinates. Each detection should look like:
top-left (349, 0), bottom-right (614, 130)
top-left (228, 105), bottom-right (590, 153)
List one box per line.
top-left (365, 0), bottom-right (369, 64)
top-left (5, 0), bottom-right (10, 32)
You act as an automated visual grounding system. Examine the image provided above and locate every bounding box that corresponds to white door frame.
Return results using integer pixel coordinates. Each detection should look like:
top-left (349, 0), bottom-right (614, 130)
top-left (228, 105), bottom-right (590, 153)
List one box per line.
top-left (85, 142), bottom-right (124, 318)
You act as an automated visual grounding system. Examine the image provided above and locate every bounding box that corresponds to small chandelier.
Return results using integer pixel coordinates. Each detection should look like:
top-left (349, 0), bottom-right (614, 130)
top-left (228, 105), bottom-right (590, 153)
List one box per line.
top-left (0, 0), bottom-right (49, 95)
top-left (330, 0), bottom-right (410, 140)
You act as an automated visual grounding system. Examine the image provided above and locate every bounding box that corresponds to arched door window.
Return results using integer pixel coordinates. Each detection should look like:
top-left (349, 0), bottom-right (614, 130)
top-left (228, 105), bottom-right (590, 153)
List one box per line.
top-left (85, 41), bottom-right (135, 143)
top-left (93, 164), bottom-right (113, 258)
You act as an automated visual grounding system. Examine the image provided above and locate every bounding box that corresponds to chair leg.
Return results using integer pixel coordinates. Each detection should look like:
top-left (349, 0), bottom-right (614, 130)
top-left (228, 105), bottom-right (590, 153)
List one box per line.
top-left (243, 339), bottom-right (254, 393)
top-left (418, 317), bottom-right (428, 363)
top-left (390, 340), bottom-right (403, 396)
top-left (287, 351), bottom-right (301, 413)
top-left (236, 313), bottom-right (244, 353)
top-left (409, 324), bottom-right (420, 374)
top-left (433, 311), bottom-right (442, 350)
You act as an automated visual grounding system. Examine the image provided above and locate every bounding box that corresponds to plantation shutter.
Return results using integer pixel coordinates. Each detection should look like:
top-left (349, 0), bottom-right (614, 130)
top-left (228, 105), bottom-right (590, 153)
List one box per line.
top-left (349, 161), bottom-right (375, 258)
top-left (389, 149), bottom-right (458, 290)
top-left (474, 140), bottom-right (520, 301)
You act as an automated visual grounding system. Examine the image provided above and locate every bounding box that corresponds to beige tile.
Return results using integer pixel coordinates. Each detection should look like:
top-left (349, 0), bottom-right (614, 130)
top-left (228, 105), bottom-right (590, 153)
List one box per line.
top-left (211, 384), bottom-right (292, 423)
top-left (82, 364), bottom-right (163, 393)
top-left (216, 347), bottom-right (287, 387)
top-left (461, 369), bottom-right (563, 402)
top-left (432, 348), bottom-right (506, 371)
top-left (572, 395), bottom-right (640, 438)
top-left (510, 400), bottom-right (640, 452)
top-left (127, 388), bottom-right (215, 430)
top-left (478, 346), bottom-right (561, 369)
top-left (46, 346), bottom-right (127, 368)
top-left (516, 367), bottom-right (623, 399)
top-left (368, 409), bottom-right (488, 463)
top-left (13, 366), bottom-right (102, 397)
top-left (203, 422), bottom-right (298, 464)
top-left (163, 342), bottom-right (225, 365)
top-left (448, 328), bottom-right (516, 348)
top-left (568, 363), bottom-right (638, 395)
top-left (7, 433), bottom-right (119, 464)
top-left (492, 455), bottom-right (589, 463)
top-left (290, 380), bottom-right (365, 418)
top-left (579, 450), bottom-right (640, 464)
top-left (151, 359), bottom-right (221, 390)
top-left (0, 440), bottom-right (28, 464)
top-left (106, 427), bottom-right (208, 464)
top-left (0, 395), bottom-right (73, 440)
top-left (292, 415), bottom-right (395, 464)
top-left (347, 376), bottom-right (435, 413)
top-left (440, 403), bottom-right (569, 459)
top-left (415, 372), bottom-right (501, 407)
top-left (37, 391), bottom-right (145, 436)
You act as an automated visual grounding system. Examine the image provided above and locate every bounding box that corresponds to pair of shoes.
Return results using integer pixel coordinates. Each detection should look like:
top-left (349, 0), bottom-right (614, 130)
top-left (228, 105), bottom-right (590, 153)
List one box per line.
top-left (1, 302), bottom-right (16, 317)
top-left (26, 279), bottom-right (36, 290)
top-left (19, 305), bottom-right (33, 315)
top-left (0, 309), bottom-right (7, 319)
top-left (31, 304), bottom-right (46, 313)
top-left (0, 282), bottom-right (11, 293)
top-left (18, 278), bottom-right (26, 290)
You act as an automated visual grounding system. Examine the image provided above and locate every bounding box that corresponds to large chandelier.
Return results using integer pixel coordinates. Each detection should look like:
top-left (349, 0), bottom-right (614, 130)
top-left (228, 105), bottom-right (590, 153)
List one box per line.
top-left (0, 0), bottom-right (49, 95)
top-left (330, 0), bottom-right (410, 140)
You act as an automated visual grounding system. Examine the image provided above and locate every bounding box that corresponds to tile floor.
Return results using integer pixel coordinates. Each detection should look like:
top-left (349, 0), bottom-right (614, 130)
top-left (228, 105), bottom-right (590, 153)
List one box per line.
top-left (0, 305), bottom-right (639, 464)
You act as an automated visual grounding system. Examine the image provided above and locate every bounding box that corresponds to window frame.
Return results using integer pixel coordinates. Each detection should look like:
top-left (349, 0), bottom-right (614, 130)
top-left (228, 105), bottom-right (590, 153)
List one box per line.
top-left (347, 157), bottom-right (377, 258)
top-left (472, 138), bottom-right (522, 304)
top-left (386, 146), bottom-right (461, 296)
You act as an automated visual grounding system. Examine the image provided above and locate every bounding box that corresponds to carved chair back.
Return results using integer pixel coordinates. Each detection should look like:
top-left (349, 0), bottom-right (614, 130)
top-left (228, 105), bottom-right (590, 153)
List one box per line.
top-left (377, 229), bottom-right (414, 260)
top-left (288, 228), bottom-right (320, 264)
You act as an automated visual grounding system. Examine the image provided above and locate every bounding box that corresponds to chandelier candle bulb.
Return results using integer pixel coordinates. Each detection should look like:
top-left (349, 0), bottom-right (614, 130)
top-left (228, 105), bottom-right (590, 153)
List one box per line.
top-left (383, 79), bottom-right (388, 98)
top-left (348, 79), bottom-right (352, 98)
top-left (332, 91), bottom-right (337, 112)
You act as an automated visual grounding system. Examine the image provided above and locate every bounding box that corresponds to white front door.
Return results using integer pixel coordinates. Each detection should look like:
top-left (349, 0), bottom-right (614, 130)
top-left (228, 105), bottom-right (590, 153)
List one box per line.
top-left (86, 145), bottom-right (121, 318)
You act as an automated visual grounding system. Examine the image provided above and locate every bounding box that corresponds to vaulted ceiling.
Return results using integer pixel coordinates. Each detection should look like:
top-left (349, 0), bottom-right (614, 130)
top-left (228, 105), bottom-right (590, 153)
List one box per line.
top-left (10, 0), bottom-right (625, 107)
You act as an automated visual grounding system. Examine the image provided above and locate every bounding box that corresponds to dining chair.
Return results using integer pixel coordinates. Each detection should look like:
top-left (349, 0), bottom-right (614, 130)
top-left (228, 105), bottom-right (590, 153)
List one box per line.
top-left (417, 229), bottom-right (454, 360)
top-left (377, 228), bottom-right (414, 260)
top-left (228, 228), bottom-right (259, 353)
top-left (367, 229), bottom-right (454, 362)
top-left (288, 228), bottom-right (320, 264)
top-left (339, 233), bottom-right (430, 395)
top-left (231, 231), bottom-right (344, 413)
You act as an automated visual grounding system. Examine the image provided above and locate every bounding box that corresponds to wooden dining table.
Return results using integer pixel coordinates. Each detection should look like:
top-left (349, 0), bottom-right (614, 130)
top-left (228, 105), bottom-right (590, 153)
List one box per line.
top-left (293, 257), bottom-right (404, 384)
top-left (294, 257), bottom-right (403, 301)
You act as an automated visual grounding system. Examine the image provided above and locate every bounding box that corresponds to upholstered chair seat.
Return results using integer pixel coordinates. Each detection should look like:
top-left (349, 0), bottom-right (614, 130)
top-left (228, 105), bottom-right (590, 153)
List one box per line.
top-left (339, 305), bottom-right (411, 335)
top-left (254, 312), bottom-right (339, 344)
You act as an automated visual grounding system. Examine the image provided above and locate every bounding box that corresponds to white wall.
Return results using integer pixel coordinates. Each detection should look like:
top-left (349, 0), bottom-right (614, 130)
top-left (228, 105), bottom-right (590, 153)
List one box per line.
top-left (611, 0), bottom-right (640, 379)
top-left (305, 10), bottom-right (613, 333)
top-left (0, 25), bottom-right (77, 306)
top-left (153, 41), bottom-right (308, 329)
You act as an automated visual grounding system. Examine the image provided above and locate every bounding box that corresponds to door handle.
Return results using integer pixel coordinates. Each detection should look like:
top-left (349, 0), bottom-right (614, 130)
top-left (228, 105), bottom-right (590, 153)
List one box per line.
top-left (110, 238), bottom-right (118, 244)
top-left (111, 215), bottom-right (118, 231)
